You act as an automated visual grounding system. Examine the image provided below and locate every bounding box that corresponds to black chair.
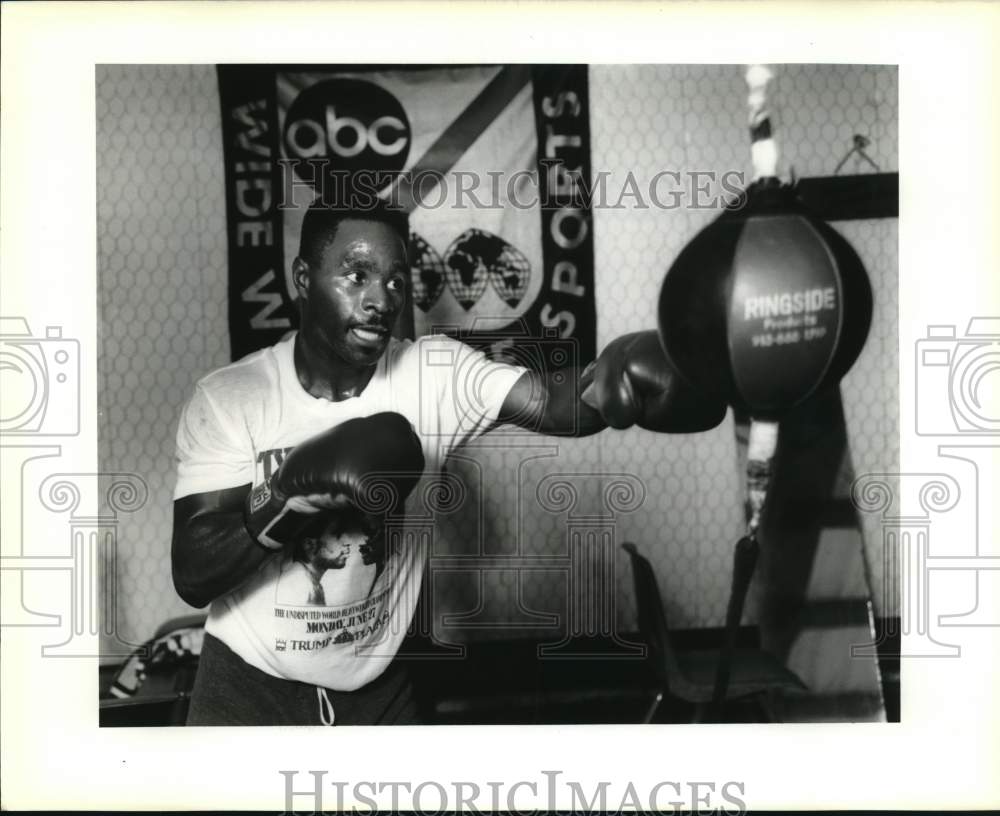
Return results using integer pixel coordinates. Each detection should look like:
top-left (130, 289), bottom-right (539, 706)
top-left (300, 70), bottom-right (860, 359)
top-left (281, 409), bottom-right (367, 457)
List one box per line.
top-left (622, 542), bottom-right (806, 722)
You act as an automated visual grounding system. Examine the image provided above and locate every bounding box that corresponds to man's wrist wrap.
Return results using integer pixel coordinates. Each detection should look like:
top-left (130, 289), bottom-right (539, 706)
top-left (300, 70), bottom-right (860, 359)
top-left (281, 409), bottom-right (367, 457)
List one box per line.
top-left (245, 479), bottom-right (323, 551)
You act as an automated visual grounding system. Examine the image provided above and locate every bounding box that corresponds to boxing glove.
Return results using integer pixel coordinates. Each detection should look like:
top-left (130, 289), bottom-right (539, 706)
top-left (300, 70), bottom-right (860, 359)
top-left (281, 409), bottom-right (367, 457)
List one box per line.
top-left (581, 331), bottom-right (728, 432)
top-left (245, 411), bottom-right (425, 550)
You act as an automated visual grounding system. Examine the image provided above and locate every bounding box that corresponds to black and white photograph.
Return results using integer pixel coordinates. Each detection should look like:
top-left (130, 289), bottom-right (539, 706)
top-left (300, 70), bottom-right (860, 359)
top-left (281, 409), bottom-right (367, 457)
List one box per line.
top-left (2, 2), bottom-right (998, 813)
top-left (93, 61), bottom-right (899, 729)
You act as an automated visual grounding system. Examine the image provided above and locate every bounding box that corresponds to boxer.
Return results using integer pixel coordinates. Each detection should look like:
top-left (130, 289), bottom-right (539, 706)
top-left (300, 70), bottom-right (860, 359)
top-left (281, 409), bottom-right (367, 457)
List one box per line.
top-left (172, 197), bottom-right (725, 726)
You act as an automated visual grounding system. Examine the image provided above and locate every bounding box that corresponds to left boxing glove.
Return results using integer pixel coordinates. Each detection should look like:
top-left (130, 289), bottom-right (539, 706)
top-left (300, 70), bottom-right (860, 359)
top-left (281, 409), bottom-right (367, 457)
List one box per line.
top-left (581, 331), bottom-right (728, 432)
top-left (245, 411), bottom-right (425, 550)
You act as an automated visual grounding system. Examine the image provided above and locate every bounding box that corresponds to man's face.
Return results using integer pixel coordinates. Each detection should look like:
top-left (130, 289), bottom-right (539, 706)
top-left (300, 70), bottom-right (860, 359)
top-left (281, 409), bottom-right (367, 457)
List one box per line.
top-left (300, 508), bottom-right (374, 570)
top-left (296, 219), bottom-right (408, 368)
top-left (311, 532), bottom-right (352, 570)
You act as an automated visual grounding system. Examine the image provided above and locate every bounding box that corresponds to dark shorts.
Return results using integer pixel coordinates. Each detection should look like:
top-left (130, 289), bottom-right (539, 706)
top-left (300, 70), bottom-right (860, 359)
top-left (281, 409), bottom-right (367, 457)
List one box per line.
top-left (187, 632), bottom-right (421, 726)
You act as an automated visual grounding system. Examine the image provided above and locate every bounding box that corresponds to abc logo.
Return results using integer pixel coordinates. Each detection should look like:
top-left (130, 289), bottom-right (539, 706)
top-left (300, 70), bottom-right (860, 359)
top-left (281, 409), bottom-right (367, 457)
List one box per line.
top-left (284, 78), bottom-right (411, 188)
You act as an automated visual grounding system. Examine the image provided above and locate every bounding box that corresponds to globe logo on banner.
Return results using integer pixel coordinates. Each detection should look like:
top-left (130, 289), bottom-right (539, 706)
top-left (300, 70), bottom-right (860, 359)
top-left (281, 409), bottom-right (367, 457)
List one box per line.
top-left (446, 229), bottom-right (531, 310)
top-left (409, 229), bottom-right (532, 314)
top-left (283, 78), bottom-right (411, 193)
top-left (408, 233), bottom-right (446, 313)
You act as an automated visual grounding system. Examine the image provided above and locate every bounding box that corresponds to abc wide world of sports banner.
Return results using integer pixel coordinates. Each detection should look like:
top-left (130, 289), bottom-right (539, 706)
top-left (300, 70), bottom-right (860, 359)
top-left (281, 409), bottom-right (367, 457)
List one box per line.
top-left (217, 64), bottom-right (596, 373)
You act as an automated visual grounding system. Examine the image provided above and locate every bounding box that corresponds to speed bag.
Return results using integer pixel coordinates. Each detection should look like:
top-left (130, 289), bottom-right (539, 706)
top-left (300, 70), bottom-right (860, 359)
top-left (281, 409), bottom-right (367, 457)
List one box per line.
top-left (658, 177), bottom-right (873, 419)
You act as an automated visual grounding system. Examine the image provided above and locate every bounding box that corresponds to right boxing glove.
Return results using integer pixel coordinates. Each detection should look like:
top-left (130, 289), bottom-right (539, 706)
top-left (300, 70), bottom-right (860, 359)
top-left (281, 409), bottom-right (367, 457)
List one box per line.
top-left (580, 331), bottom-right (728, 432)
top-left (245, 411), bottom-right (425, 551)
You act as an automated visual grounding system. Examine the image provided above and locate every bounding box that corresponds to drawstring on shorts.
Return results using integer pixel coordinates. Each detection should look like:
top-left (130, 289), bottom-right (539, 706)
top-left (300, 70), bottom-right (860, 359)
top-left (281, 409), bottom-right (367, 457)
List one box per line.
top-left (317, 687), bottom-right (336, 726)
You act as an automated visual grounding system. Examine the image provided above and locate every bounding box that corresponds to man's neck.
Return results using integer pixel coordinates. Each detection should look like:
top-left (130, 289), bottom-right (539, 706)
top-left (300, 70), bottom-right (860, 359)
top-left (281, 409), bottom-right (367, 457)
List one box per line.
top-left (294, 332), bottom-right (377, 402)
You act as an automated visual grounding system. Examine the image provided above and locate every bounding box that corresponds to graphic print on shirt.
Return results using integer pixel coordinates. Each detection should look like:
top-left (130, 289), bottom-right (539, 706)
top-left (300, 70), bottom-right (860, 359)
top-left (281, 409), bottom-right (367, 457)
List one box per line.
top-left (272, 524), bottom-right (402, 654)
top-left (255, 446), bottom-right (398, 655)
top-left (276, 506), bottom-right (387, 608)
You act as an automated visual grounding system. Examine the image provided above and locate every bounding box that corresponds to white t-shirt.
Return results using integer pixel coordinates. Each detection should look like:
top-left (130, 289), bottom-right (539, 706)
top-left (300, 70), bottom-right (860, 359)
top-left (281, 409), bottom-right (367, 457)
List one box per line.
top-left (174, 332), bottom-right (525, 690)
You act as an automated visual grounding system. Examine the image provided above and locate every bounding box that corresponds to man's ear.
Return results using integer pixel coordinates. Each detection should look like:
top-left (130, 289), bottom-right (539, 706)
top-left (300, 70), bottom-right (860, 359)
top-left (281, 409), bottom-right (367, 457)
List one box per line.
top-left (292, 257), bottom-right (310, 300)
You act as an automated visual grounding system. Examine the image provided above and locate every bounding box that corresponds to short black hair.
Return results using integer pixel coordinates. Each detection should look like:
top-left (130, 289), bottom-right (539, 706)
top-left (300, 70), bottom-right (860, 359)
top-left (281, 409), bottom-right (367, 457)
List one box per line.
top-left (298, 195), bottom-right (410, 268)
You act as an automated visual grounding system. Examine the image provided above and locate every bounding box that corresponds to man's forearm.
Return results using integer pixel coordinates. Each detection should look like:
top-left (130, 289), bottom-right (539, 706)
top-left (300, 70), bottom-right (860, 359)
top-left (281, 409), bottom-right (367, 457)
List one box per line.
top-left (172, 487), bottom-right (274, 609)
top-left (499, 369), bottom-right (607, 437)
top-left (539, 368), bottom-right (607, 436)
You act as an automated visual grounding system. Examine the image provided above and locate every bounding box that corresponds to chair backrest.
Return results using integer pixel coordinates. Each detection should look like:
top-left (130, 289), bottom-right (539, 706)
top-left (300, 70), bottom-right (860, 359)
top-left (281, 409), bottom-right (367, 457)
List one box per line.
top-left (622, 542), bottom-right (684, 692)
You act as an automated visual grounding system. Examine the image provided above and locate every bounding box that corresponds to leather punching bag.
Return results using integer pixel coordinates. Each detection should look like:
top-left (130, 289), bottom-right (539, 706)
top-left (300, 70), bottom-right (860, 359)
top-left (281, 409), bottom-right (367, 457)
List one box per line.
top-left (658, 176), bottom-right (873, 420)
top-left (659, 65), bottom-right (875, 719)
